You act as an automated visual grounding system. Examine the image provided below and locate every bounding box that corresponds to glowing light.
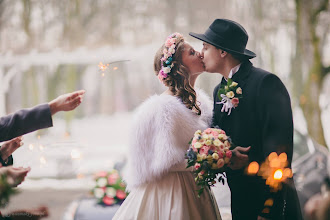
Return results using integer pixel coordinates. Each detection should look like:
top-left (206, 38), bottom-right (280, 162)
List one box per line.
top-left (40, 156), bottom-right (47, 165)
top-left (274, 169), bottom-right (283, 180)
top-left (29, 144), bottom-right (34, 151)
top-left (101, 72), bottom-right (105, 77)
top-left (77, 173), bottom-right (85, 179)
top-left (279, 153), bottom-right (287, 163)
top-left (247, 161), bottom-right (259, 175)
top-left (264, 198), bottom-right (274, 206)
top-left (37, 135), bottom-right (41, 140)
top-left (71, 149), bottom-right (82, 160)
top-left (113, 67), bottom-right (118, 70)
top-left (39, 144), bottom-right (44, 151)
top-left (98, 62), bottom-right (109, 71)
top-left (283, 168), bottom-right (293, 178)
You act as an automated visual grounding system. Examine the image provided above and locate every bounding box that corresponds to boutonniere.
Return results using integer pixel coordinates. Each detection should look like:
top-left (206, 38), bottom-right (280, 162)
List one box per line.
top-left (216, 78), bottom-right (243, 115)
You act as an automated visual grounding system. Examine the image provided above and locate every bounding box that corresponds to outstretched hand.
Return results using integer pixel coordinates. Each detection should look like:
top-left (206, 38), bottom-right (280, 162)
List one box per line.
top-left (228, 146), bottom-right (251, 170)
top-left (0, 136), bottom-right (23, 161)
top-left (49, 90), bottom-right (85, 115)
top-left (0, 166), bottom-right (31, 187)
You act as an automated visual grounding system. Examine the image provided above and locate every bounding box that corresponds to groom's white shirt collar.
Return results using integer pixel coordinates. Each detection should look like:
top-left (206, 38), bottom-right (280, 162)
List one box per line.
top-left (224, 63), bottom-right (241, 81)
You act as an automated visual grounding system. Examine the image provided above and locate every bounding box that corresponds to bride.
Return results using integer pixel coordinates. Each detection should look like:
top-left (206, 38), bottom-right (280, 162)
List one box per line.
top-left (113, 33), bottom-right (221, 220)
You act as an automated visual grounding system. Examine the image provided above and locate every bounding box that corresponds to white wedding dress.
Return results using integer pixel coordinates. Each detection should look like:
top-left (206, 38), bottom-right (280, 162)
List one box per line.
top-left (113, 89), bottom-right (221, 220)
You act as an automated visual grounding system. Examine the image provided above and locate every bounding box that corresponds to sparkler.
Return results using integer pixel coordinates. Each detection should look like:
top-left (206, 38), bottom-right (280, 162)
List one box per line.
top-left (98, 60), bottom-right (130, 77)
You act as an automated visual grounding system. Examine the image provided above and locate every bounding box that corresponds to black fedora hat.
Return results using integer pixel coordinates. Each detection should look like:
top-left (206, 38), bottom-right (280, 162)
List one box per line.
top-left (189, 19), bottom-right (256, 59)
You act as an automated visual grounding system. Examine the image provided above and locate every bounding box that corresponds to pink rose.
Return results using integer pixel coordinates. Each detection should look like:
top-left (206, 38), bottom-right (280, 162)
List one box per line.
top-left (231, 97), bottom-right (239, 107)
top-left (217, 159), bottom-right (225, 168)
top-left (218, 151), bottom-right (224, 158)
top-left (200, 145), bottom-right (210, 155)
top-left (158, 73), bottom-right (164, 81)
top-left (165, 39), bottom-right (173, 47)
top-left (192, 139), bottom-right (197, 145)
top-left (219, 130), bottom-right (226, 135)
top-left (209, 145), bottom-right (217, 152)
top-left (96, 171), bottom-right (107, 178)
top-left (192, 146), bottom-right (198, 152)
top-left (199, 170), bottom-right (205, 175)
top-left (205, 128), bottom-right (213, 134)
top-left (116, 190), bottom-right (127, 200)
top-left (170, 38), bottom-right (176, 44)
top-left (103, 196), bottom-right (114, 205)
top-left (108, 173), bottom-right (119, 185)
top-left (211, 131), bottom-right (219, 137)
top-left (194, 163), bottom-right (201, 170)
top-left (226, 150), bottom-right (232, 159)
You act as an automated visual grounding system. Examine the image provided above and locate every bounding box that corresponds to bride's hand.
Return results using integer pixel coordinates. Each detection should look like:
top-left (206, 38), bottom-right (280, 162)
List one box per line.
top-left (228, 146), bottom-right (251, 170)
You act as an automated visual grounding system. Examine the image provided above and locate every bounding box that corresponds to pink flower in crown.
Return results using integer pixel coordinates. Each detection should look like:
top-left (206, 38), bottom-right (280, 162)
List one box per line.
top-left (170, 38), bottom-right (176, 44)
top-left (192, 139), bottom-right (197, 145)
top-left (219, 130), bottom-right (226, 135)
top-left (163, 48), bottom-right (168, 54)
top-left (158, 73), bottom-right (164, 82)
top-left (165, 38), bottom-right (174, 47)
top-left (226, 150), bottom-right (232, 159)
top-left (200, 145), bottom-right (210, 155)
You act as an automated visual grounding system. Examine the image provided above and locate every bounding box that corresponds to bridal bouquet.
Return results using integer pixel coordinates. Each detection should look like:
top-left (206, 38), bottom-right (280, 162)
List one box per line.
top-left (186, 128), bottom-right (234, 196)
top-left (92, 169), bottom-right (128, 206)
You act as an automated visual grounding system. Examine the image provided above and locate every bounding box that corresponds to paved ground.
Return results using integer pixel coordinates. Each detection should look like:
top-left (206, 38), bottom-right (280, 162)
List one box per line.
top-left (1, 189), bottom-right (87, 220)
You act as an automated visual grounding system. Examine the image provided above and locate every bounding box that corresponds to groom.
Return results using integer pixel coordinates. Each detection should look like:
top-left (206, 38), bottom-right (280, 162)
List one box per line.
top-left (190, 19), bottom-right (303, 220)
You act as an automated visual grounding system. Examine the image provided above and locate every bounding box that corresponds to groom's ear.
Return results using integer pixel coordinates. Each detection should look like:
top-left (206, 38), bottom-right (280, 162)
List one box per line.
top-left (219, 49), bottom-right (227, 58)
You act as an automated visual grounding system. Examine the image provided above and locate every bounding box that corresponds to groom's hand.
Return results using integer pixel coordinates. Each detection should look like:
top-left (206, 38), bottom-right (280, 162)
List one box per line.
top-left (49, 90), bottom-right (85, 115)
top-left (228, 146), bottom-right (251, 170)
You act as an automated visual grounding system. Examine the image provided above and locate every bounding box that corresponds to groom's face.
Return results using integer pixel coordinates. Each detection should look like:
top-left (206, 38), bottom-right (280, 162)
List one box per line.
top-left (201, 43), bottom-right (223, 73)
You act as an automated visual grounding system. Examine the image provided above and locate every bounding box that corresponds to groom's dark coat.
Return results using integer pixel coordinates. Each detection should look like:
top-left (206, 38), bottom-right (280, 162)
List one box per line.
top-left (212, 60), bottom-right (303, 220)
top-left (0, 104), bottom-right (53, 166)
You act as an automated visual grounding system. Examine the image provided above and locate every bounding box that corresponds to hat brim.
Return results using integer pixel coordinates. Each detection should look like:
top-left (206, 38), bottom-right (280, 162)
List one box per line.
top-left (189, 32), bottom-right (256, 59)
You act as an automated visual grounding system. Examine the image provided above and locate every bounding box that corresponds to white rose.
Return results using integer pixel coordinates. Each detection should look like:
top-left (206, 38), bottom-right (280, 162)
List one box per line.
top-left (168, 47), bottom-right (175, 54)
top-left (213, 139), bottom-right (221, 147)
top-left (94, 188), bottom-right (105, 199)
top-left (97, 177), bottom-right (107, 187)
top-left (106, 187), bottom-right (116, 197)
top-left (194, 142), bottom-right (202, 149)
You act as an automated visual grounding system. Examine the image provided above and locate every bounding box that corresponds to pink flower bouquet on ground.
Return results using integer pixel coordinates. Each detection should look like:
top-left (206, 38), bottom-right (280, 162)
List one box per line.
top-left (92, 169), bottom-right (128, 206)
top-left (186, 128), bottom-right (235, 196)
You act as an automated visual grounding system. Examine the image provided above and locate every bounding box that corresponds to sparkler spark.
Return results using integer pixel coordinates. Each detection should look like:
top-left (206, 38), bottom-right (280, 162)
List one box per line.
top-left (98, 60), bottom-right (130, 76)
top-left (98, 62), bottom-right (109, 71)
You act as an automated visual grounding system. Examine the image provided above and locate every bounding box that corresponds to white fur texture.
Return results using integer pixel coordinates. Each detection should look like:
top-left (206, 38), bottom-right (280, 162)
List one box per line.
top-left (124, 89), bottom-right (213, 191)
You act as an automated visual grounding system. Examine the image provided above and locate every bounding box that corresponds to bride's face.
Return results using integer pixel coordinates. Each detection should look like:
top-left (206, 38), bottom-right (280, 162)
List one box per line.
top-left (181, 43), bottom-right (205, 75)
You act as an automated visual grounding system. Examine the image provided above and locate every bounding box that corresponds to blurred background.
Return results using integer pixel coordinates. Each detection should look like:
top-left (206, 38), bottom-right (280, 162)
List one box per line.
top-left (0, 0), bottom-right (329, 219)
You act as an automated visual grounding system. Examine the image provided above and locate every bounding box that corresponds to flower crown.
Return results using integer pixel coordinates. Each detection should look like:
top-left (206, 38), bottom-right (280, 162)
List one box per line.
top-left (158, 32), bottom-right (184, 82)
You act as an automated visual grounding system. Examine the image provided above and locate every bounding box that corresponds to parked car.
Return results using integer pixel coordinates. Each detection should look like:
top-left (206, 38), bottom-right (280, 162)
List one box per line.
top-left (63, 130), bottom-right (329, 220)
top-left (292, 130), bottom-right (329, 216)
